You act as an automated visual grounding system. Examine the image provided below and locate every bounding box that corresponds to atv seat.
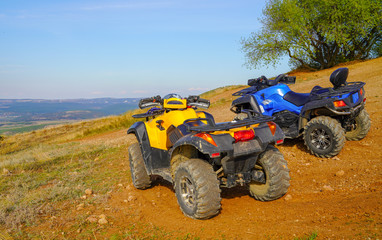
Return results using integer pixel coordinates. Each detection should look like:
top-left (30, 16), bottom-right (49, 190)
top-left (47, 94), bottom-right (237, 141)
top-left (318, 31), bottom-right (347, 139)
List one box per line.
top-left (283, 91), bottom-right (310, 107)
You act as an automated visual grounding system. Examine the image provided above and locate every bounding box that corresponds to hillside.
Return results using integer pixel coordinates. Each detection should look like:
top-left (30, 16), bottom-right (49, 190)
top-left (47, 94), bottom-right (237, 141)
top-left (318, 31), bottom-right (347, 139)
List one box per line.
top-left (0, 98), bottom-right (139, 135)
top-left (1, 58), bottom-right (382, 239)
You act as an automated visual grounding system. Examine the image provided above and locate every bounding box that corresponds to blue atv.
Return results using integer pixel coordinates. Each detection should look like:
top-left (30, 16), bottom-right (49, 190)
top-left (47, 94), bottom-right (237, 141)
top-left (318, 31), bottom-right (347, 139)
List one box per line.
top-left (231, 68), bottom-right (371, 158)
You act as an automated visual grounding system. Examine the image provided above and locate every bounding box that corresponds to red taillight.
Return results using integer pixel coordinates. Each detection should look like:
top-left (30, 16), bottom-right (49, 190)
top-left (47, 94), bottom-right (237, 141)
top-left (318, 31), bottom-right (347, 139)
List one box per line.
top-left (211, 152), bottom-right (220, 158)
top-left (267, 121), bottom-right (277, 136)
top-left (333, 100), bottom-right (346, 108)
top-left (194, 133), bottom-right (217, 146)
top-left (360, 88), bottom-right (363, 96)
top-left (234, 130), bottom-right (255, 143)
top-left (363, 98), bottom-right (366, 103)
top-left (276, 139), bottom-right (284, 145)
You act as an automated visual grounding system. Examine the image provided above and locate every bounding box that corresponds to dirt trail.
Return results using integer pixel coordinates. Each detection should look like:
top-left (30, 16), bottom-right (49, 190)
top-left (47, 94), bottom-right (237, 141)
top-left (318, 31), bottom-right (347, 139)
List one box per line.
top-left (84, 58), bottom-right (382, 239)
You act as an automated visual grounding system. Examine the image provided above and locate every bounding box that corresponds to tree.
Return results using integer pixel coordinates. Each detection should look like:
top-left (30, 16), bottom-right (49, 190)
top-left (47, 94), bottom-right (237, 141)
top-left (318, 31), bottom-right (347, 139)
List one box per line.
top-left (242, 0), bottom-right (382, 70)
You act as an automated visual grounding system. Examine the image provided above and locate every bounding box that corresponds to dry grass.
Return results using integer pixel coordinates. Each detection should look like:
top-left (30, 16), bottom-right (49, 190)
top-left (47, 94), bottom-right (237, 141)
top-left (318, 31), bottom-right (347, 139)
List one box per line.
top-left (1, 57), bottom-right (381, 238)
top-left (0, 110), bottom-right (142, 234)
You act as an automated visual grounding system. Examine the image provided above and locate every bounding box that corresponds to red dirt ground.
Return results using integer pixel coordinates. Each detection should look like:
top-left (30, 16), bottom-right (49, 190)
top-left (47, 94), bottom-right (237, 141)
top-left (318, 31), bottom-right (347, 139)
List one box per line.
top-left (28, 58), bottom-right (382, 239)
top-left (102, 58), bottom-right (382, 239)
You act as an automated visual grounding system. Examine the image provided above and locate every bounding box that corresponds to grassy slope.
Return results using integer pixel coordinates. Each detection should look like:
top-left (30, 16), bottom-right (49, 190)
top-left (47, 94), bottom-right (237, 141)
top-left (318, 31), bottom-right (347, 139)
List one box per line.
top-left (0, 57), bottom-right (381, 239)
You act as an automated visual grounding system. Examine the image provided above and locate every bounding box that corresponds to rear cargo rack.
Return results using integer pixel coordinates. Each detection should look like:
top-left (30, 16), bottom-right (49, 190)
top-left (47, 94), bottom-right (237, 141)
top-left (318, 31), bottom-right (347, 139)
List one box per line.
top-left (310, 82), bottom-right (365, 100)
top-left (185, 115), bottom-right (274, 132)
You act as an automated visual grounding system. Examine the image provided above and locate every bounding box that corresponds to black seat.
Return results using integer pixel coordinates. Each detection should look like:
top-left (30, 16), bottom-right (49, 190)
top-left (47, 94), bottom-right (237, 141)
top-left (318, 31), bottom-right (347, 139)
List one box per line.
top-left (283, 91), bottom-right (310, 107)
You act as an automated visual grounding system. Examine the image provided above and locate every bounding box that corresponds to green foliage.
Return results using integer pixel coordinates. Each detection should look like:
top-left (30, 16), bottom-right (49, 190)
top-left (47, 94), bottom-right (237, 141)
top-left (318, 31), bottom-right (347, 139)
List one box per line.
top-left (294, 231), bottom-right (318, 240)
top-left (242, 0), bottom-right (382, 70)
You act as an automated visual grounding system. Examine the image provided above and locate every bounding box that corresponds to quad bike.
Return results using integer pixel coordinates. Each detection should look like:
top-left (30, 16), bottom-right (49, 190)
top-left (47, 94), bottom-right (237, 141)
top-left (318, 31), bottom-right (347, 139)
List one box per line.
top-left (231, 67), bottom-right (371, 158)
top-left (127, 93), bottom-right (290, 219)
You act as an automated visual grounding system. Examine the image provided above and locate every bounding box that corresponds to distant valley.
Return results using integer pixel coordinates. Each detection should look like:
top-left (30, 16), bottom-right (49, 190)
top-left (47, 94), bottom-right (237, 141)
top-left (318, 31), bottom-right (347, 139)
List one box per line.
top-left (0, 98), bottom-right (139, 134)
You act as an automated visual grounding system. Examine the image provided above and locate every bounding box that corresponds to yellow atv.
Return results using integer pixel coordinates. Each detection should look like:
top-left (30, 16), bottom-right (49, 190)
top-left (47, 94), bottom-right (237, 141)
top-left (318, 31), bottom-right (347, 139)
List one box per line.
top-left (127, 93), bottom-right (290, 219)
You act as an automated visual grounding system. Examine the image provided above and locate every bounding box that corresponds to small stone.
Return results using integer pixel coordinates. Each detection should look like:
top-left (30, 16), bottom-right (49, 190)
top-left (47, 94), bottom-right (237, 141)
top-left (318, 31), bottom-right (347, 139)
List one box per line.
top-left (94, 157), bottom-right (99, 161)
top-left (87, 216), bottom-right (98, 223)
top-left (85, 189), bottom-right (93, 195)
top-left (127, 195), bottom-right (137, 202)
top-left (118, 183), bottom-right (123, 187)
top-left (126, 184), bottom-right (133, 191)
top-left (322, 185), bottom-right (334, 191)
top-left (332, 156), bottom-right (340, 161)
top-left (284, 194), bottom-right (292, 201)
top-left (2, 168), bottom-right (10, 175)
top-left (98, 218), bottom-right (108, 225)
top-left (80, 195), bottom-right (87, 199)
top-left (99, 214), bottom-right (106, 219)
top-left (123, 199), bottom-right (128, 203)
top-left (156, 192), bottom-right (161, 198)
top-left (335, 170), bottom-right (345, 176)
top-left (76, 203), bottom-right (84, 211)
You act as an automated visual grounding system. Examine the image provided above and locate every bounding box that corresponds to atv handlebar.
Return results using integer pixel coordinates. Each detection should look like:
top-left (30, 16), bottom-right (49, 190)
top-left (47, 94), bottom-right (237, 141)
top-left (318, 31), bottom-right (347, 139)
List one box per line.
top-left (139, 95), bottom-right (162, 109)
top-left (138, 95), bottom-right (210, 109)
top-left (248, 75), bottom-right (296, 87)
top-left (187, 95), bottom-right (210, 109)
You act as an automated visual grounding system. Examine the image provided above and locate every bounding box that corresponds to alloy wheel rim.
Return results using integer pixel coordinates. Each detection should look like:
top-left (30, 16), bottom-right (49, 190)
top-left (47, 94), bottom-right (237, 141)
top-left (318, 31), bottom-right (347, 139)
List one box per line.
top-left (180, 176), bottom-right (196, 209)
top-left (310, 128), bottom-right (331, 150)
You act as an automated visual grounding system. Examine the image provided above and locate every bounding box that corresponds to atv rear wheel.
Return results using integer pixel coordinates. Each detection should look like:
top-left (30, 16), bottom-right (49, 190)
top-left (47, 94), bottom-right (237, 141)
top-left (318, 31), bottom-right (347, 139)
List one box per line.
top-left (128, 143), bottom-right (151, 189)
top-left (173, 158), bottom-right (221, 219)
top-left (345, 109), bottom-right (371, 141)
top-left (249, 145), bottom-right (290, 201)
top-left (303, 116), bottom-right (345, 158)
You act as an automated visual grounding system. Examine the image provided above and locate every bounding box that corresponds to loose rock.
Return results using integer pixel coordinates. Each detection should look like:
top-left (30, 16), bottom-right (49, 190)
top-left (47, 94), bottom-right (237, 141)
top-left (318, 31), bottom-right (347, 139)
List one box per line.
top-left (85, 189), bottom-right (93, 195)
top-left (335, 170), bottom-right (345, 176)
top-left (76, 203), bottom-right (85, 211)
top-left (128, 195), bottom-right (137, 202)
top-left (87, 216), bottom-right (98, 223)
top-left (284, 194), bottom-right (292, 201)
top-left (2, 168), bottom-right (10, 175)
top-left (98, 218), bottom-right (108, 225)
top-left (322, 185), bottom-right (334, 191)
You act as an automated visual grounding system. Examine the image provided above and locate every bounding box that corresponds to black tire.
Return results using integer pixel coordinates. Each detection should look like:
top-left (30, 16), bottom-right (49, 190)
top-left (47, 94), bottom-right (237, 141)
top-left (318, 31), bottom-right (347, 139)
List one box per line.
top-left (128, 143), bottom-right (151, 189)
top-left (249, 145), bottom-right (290, 201)
top-left (173, 159), bottom-right (221, 219)
top-left (303, 116), bottom-right (345, 158)
top-left (345, 109), bottom-right (371, 141)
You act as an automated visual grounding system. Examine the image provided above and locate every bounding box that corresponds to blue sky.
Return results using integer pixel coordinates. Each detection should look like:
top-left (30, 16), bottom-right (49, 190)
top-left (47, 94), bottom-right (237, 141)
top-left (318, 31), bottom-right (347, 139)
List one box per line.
top-left (0, 0), bottom-right (290, 99)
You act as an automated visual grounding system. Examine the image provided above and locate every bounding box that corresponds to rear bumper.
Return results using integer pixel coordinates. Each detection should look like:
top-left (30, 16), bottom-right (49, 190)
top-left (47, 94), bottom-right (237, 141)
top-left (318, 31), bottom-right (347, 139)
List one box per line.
top-left (326, 102), bottom-right (364, 116)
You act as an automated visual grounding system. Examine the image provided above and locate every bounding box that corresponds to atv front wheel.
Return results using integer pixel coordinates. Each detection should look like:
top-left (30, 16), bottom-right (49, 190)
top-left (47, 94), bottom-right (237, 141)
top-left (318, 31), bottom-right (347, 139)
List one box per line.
top-left (303, 116), bottom-right (345, 158)
top-left (128, 143), bottom-right (151, 189)
top-left (173, 159), bottom-right (221, 219)
top-left (249, 145), bottom-right (290, 201)
top-left (345, 109), bottom-right (371, 141)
